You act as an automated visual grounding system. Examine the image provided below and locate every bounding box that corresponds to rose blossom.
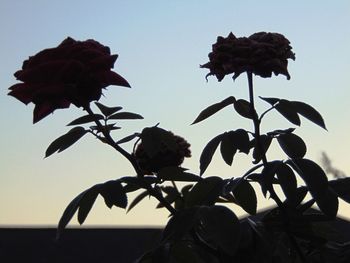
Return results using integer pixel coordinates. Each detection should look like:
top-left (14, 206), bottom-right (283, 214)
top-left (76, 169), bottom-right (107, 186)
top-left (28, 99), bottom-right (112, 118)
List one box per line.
top-left (134, 131), bottom-right (191, 175)
top-left (8, 37), bottom-right (130, 123)
top-left (201, 32), bottom-right (295, 81)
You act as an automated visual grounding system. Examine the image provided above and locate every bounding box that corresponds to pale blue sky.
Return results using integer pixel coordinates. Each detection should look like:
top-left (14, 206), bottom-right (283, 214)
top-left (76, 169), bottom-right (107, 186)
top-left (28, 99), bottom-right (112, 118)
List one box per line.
top-left (0, 1), bottom-right (349, 226)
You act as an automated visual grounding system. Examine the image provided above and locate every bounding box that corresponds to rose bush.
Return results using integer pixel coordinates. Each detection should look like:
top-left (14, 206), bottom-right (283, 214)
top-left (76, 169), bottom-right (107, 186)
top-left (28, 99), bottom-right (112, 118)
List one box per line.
top-left (8, 37), bottom-right (130, 123)
top-left (201, 32), bottom-right (295, 81)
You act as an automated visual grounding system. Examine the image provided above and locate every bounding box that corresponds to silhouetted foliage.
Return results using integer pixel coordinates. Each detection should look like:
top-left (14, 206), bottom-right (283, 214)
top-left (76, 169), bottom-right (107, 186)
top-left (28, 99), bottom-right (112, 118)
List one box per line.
top-left (9, 33), bottom-right (350, 262)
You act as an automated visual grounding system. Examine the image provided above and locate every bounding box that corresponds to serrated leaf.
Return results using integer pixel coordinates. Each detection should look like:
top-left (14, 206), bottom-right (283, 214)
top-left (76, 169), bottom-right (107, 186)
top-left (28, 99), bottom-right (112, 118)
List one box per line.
top-left (231, 179), bottom-right (257, 215)
top-left (127, 190), bottom-right (149, 213)
top-left (116, 133), bottom-right (140, 144)
top-left (291, 101), bottom-right (327, 130)
top-left (192, 96), bottom-right (236, 125)
top-left (95, 102), bottom-right (122, 117)
top-left (275, 99), bottom-right (300, 126)
top-left (45, 127), bottom-right (87, 157)
top-left (108, 112), bottom-right (144, 120)
top-left (259, 96), bottom-right (280, 106)
top-left (328, 178), bottom-right (350, 203)
top-left (77, 187), bottom-right (99, 224)
top-left (233, 99), bottom-right (256, 119)
top-left (291, 159), bottom-right (338, 218)
top-left (157, 166), bottom-right (201, 182)
top-left (197, 205), bottom-right (241, 256)
top-left (200, 134), bottom-right (224, 175)
top-left (67, 114), bottom-right (104, 126)
top-left (275, 163), bottom-right (297, 202)
top-left (185, 176), bottom-right (224, 207)
top-left (220, 132), bottom-right (237, 166)
top-left (277, 133), bottom-right (307, 159)
top-left (100, 180), bottom-right (127, 209)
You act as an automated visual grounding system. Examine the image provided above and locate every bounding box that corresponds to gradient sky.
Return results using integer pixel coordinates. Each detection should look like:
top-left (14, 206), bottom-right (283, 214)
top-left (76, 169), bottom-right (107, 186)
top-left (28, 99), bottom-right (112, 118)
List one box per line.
top-left (1, 1), bottom-right (349, 226)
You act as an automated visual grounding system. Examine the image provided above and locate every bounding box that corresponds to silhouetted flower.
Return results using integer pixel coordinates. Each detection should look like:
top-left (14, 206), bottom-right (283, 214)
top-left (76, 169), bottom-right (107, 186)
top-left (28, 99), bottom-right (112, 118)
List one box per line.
top-left (8, 37), bottom-right (130, 123)
top-left (201, 32), bottom-right (295, 81)
top-left (134, 131), bottom-right (191, 175)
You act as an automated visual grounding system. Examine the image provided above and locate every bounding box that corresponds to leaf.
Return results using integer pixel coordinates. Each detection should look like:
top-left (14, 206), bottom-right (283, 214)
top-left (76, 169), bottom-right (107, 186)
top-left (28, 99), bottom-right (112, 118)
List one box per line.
top-left (267, 128), bottom-right (295, 136)
top-left (220, 132), bottom-right (237, 166)
top-left (252, 135), bottom-right (272, 164)
top-left (157, 186), bottom-right (179, 208)
top-left (197, 205), bottom-right (241, 256)
top-left (127, 190), bottom-right (149, 213)
top-left (259, 96), bottom-right (280, 106)
top-left (116, 133), bottom-right (140, 144)
top-left (328, 178), bottom-right (350, 203)
top-left (99, 180), bottom-right (127, 209)
top-left (121, 176), bottom-right (159, 193)
top-left (95, 102), bottom-right (122, 117)
top-left (277, 133), bottom-right (307, 159)
top-left (284, 186), bottom-right (308, 208)
top-left (291, 159), bottom-right (338, 218)
top-left (56, 186), bottom-right (97, 239)
top-left (291, 101), bottom-right (327, 130)
top-left (67, 114), bottom-right (104, 126)
top-left (162, 207), bottom-right (200, 242)
top-left (199, 134), bottom-right (224, 175)
top-left (185, 176), bottom-right (224, 207)
top-left (77, 187), bottom-right (99, 224)
top-left (90, 123), bottom-right (121, 133)
top-left (157, 166), bottom-right (201, 182)
top-left (231, 179), bottom-right (257, 215)
top-left (259, 161), bottom-right (282, 197)
top-left (275, 163), bottom-right (297, 202)
top-left (108, 112), bottom-right (144, 120)
top-left (232, 129), bottom-right (251, 154)
top-left (45, 127), bottom-right (87, 157)
top-left (191, 96), bottom-right (236, 125)
top-left (275, 99), bottom-right (301, 126)
top-left (233, 99), bottom-right (256, 119)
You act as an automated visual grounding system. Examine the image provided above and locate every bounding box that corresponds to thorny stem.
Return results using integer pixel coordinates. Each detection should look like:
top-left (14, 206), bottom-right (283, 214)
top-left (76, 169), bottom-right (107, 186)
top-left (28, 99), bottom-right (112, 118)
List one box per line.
top-left (246, 72), bottom-right (306, 263)
top-left (84, 105), bottom-right (177, 215)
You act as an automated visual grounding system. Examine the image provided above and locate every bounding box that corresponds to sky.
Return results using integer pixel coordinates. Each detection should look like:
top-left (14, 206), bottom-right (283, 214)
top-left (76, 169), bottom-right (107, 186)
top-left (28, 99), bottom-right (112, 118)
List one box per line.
top-left (0, 1), bottom-right (349, 227)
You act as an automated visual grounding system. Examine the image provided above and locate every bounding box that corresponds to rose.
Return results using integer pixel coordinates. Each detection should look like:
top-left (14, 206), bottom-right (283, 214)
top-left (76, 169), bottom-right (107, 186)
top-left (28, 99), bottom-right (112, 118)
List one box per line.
top-left (134, 131), bottom-right (191, 175)
top-left (8, 37), bottom-right (130, 123)
top-left (201, 32), bottom-right (295, 81)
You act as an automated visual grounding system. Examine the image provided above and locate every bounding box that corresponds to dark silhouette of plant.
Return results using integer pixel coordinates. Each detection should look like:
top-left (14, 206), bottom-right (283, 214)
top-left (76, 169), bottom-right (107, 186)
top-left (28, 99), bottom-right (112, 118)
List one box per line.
top-left (321, 152), bottom-right (346, 179)
top-left (8, 33), bottom-right (350, 263)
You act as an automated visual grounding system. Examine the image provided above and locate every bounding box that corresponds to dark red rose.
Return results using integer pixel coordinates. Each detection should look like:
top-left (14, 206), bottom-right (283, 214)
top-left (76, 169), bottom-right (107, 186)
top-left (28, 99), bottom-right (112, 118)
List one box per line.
top-left (201, 32), bottom-right (295, 81)
top-left (134, 131), bottom-right (191, 175)
top-left (8, 37), bottom-right (130, 123)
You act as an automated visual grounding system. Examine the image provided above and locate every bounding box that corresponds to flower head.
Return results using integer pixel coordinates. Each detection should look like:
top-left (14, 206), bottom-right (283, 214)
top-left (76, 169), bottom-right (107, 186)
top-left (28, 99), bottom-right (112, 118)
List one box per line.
top-left (201, 32), bottom-right (295, 81)
top-left (134, 131), bottom-right (191, 175)
top-left (8, 37), bottom-right (130, 123)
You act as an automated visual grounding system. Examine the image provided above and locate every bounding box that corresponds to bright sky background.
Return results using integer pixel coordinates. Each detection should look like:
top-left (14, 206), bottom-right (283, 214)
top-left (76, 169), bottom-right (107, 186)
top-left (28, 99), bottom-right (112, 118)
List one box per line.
top-left (1, 1), bottom-right (349, 227)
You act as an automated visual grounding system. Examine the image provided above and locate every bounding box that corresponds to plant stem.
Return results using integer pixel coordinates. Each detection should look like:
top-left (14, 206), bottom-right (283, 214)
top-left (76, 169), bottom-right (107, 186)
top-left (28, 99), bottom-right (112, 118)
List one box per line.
top-left (246, 72), bottom-right (306, 263)
top-left (84, 105), bottom-right (177, 215)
